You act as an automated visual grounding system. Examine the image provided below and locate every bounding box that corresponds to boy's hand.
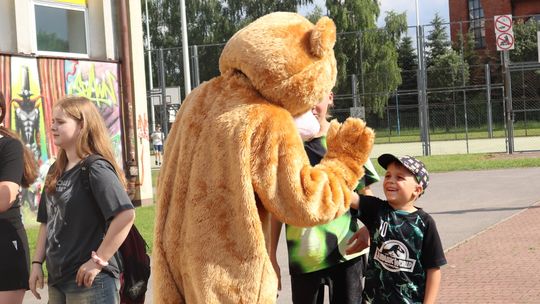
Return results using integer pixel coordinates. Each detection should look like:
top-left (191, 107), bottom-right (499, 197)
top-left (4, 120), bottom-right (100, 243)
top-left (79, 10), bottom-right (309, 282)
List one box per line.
top-left (270, 256), bottom-right (282, 291)
top-left (346, 226), bottom-right (370, 255)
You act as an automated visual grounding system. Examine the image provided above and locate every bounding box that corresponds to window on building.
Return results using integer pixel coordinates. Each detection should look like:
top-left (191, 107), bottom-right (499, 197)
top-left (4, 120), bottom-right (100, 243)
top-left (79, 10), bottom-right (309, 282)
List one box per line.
top-left (468, 0), bottom-right (486, 48)
top-left (33, 1), bottom-right (88, 55)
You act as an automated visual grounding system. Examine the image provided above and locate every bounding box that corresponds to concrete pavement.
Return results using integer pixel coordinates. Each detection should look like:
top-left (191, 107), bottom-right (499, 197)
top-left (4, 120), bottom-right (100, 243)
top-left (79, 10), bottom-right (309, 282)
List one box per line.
top-left (24, 167), bottom-right (540, 303)
top-left (276, 167), bottom-right (540, 304)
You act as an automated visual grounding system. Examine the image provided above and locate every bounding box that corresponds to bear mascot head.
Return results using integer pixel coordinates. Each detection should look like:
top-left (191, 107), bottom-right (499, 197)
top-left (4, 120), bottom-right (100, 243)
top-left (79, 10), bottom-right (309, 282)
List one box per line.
top-left (153, 12), bottom-right (374, 303)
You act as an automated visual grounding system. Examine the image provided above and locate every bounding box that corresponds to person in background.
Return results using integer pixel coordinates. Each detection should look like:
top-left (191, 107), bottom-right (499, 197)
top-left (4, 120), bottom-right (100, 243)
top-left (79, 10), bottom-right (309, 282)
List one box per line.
top-left (358, 154), bottom-right (446, 303)
top-left (0, 92), bottom-right (38, 304)
top-left (28, 96), bottom-right (135, 303)
top-left (151, 124), bottom-right (164, 166)
top-left (270, 92), bottom-right (379, 304)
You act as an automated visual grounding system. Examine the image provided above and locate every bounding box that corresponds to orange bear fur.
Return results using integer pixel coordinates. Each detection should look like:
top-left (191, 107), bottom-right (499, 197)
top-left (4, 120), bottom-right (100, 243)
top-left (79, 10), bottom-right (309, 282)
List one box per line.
top-left (152, 12), bottom-right (375, 303)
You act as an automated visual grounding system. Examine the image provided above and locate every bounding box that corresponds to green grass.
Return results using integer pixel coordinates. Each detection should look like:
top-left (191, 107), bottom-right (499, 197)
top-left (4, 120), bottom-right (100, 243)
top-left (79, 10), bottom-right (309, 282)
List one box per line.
top-left (25, 152), bottom-right (540, 258)
top-left (134, 204), bottom-right (155, 254)
top-left (374, 126), bottom-right (540, 143)
top-left (371, 153), bottom-right (540, 177)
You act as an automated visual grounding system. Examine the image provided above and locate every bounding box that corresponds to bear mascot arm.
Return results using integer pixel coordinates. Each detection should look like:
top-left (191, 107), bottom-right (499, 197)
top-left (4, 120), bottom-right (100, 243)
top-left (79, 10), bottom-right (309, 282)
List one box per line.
top-left (251, 115), bottom-right (373, 226)
top-left (152, 12), bottom-right (374, 304)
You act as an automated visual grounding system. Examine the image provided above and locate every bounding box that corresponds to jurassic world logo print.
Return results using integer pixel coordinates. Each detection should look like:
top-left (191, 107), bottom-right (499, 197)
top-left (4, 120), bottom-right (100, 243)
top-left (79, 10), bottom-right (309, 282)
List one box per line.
top-left (374, 240), bottom-right (416, 272)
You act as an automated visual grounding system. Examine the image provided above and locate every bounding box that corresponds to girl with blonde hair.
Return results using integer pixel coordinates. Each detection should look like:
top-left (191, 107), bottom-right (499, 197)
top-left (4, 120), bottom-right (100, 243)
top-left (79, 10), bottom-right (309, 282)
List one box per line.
top-left (29, 96), bottom-right (134, 303)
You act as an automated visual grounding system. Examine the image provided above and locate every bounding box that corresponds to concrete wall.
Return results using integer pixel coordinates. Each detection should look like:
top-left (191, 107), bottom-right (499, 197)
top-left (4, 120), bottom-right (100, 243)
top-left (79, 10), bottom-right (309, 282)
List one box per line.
top-left (127, 0), bottom-right (153, 205)
top-left (0, 0), bottom-right (17, 52)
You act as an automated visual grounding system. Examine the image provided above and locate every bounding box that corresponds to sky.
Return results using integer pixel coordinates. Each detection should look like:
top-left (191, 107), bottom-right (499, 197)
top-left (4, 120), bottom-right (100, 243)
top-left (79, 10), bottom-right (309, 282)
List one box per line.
top-left (377, 0), bottom-right (450, 27)
top-left (300, 0), bottom-right (450, 28)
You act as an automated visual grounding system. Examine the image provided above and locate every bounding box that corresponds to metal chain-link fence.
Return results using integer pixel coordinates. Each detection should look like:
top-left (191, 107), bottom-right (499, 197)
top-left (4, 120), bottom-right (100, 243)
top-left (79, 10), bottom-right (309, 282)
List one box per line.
top-left (146, 15), bottom-right (540, 156)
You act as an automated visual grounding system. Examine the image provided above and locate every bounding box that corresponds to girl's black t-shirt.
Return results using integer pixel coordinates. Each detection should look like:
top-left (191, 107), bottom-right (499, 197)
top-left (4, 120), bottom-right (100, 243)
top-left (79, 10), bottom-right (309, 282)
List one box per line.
top-left (37, 159), bottom-right (134, 285)
top-left (0, 136), bottom-right (24, 210)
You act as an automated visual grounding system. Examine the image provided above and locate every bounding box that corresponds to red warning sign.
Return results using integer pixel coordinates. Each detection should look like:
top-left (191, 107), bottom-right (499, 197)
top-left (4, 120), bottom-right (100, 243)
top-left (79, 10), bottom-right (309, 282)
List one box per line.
top-left (494, 15), bottom-right (515, 51)
top-left (495, 15), bottom-right (512, 33)
top-left (496, 33), bottom-right (514, 50)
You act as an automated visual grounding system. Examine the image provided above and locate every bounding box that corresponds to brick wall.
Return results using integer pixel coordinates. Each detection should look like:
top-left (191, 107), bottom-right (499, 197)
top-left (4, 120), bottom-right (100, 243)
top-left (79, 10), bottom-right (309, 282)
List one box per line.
top-left (448, 0), bottom-right (469, 49)
top-left (513, 0), bottom-right (540, 17)
top-left (448, 0), bottom-right (539, 62)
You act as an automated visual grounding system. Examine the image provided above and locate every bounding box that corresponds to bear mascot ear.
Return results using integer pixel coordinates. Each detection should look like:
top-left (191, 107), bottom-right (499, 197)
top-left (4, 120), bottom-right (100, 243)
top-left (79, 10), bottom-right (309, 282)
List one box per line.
top-left (310, 17), bottom-right (337, 58)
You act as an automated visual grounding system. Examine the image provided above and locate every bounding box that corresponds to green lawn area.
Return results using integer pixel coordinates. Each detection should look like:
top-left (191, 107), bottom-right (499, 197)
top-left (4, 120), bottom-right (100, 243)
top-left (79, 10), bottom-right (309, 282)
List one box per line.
top-left (374, 124), bottom-right (540, 143)
top-left (25, 152), bottom-right (540, 256)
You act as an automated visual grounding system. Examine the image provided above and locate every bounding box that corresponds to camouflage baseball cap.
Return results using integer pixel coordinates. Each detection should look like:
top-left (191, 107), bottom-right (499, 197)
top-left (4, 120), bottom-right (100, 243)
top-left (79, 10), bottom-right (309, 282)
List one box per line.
top-left (378, 154), bottom-right (429, 193)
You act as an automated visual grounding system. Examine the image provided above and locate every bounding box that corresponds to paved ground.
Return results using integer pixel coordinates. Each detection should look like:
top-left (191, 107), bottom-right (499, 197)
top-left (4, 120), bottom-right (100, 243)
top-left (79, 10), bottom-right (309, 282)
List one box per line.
top-left (438, 201), bottom-right (540, 303)
top-left (370, 136), bottom-right (540, 157)
top-left (23, 167), bottom-right (540, 303)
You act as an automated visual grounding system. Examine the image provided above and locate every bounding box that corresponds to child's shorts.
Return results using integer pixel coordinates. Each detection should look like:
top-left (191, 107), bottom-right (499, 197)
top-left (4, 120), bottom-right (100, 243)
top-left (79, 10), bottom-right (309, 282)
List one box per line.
top-left (0, 214), bottom-right (30, 291)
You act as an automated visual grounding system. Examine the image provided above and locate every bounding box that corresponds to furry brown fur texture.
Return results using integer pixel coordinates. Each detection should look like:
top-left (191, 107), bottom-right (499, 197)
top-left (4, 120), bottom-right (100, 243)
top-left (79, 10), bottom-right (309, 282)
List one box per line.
top-left (152, 12), bottom-right (375, 303)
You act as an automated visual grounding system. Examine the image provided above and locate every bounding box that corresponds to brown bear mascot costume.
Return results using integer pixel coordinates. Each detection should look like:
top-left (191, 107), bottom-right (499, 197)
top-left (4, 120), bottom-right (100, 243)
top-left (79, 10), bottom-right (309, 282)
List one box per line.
top-left (153, 12), bottom-right (375, 303)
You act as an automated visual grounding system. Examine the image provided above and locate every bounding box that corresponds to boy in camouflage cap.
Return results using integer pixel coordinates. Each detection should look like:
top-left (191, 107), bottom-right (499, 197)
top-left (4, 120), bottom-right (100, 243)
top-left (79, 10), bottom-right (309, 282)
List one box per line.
top-left (356, 154), bottom-right (447, 304)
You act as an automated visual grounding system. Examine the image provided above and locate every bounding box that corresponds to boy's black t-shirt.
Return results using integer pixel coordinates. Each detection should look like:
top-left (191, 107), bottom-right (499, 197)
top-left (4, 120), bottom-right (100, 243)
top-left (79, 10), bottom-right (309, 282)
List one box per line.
top-left (358, 195), bottom-right (447, 303)
top-left (37, 159), bottom-right (133, 286)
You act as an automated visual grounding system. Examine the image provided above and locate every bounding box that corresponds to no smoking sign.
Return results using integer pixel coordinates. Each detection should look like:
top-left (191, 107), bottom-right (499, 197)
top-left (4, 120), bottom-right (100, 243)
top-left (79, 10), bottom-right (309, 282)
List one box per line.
top-left (494, 15), bottom-right (515, 51)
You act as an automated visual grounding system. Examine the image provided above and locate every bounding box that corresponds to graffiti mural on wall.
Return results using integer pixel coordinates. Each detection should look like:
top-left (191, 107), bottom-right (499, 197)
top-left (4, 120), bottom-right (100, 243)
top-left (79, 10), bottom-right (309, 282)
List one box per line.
top-left (65, 60), bottom-right (123, 165)
top-left (0, 54), bottom-right (123, 211)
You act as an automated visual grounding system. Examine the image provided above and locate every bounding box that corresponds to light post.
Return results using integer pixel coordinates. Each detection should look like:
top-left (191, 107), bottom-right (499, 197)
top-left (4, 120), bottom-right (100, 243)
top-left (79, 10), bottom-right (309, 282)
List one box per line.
top-left (179, 0), bottom-right (191, 96)
top-left (144, 0), bottom-right (155, 131)
top-left (415, 0), bottom-right (430, 155)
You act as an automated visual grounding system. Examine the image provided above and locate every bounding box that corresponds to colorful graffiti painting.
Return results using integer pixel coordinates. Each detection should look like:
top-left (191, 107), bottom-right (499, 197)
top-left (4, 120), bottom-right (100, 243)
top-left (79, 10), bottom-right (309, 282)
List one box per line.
top-left (65, 60), bottom-right (123, 164)
top-left (0, 54), bottom-right (123, 211)
top-left (10, 57), bottom-right (47, 162)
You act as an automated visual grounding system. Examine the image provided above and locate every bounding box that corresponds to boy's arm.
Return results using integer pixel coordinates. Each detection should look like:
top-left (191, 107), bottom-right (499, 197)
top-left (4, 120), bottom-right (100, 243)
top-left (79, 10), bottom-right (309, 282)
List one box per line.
top-left (269, 216), bottom-right (283, 290)
top-left (424, 267), bottom-right (442, 304)
top-left (349, 191), bottom-right (360, 209)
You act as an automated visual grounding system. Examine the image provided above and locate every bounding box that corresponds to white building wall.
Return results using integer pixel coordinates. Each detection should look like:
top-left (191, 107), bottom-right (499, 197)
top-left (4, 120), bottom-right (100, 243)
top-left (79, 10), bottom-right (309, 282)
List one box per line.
top-left (128, 0), bottom-right (153, 205)
top-left (0, 0), bottom-right (17, 52)
top-left (4, 0), bottom-right (117, 60)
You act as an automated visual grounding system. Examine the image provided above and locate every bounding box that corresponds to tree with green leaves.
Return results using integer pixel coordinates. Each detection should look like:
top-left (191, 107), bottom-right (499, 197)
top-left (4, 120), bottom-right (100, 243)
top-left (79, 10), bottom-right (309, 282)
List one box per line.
top-left (425, 13), bottom-right (469, 92)
top-left (397, 36), bottom-right (418, 91)
top-left (325, 0), bottom-right (407, 115)
top-left (510, 18), bottom-right (539, 62)
top-left (424, 11), bottom-right (470, 134)
top-left (142, 0), bottom-right (314, 89)
top-left (425, 13), bottom-right (451, 68)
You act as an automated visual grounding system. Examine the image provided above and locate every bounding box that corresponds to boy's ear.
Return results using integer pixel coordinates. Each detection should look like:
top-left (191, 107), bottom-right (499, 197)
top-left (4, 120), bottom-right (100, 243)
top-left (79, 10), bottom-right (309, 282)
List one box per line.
top-left (414, 183), bottom-right (424, 197)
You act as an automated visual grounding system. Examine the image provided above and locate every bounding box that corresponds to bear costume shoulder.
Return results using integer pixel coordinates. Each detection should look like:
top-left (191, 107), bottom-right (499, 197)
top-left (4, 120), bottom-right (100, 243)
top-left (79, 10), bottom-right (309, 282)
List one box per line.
top-left (152, 12), bottom-right (374, 303)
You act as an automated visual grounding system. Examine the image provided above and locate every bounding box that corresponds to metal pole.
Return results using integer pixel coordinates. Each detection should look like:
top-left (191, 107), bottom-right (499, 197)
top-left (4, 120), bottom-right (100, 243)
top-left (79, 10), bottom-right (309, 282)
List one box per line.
top-left (358, 32), bottom-right (365, 95)
top-left (351, 74), bottom-right (358, 108)
top-left (460, 22), bottom-right (469, 154)
top-left (485, 64), bottom-right (493, 138)
top-left (502, 51), bottom-right (514, 153)
top-left (144, 0), bottom-right (153, 89)
top-left (159, 49), bottom-right (169, 137)
top-left (144, 0), bottom-right (155, 131)
top-left (417, 24), bottom-right (430, 156)
top-left (191, 45), bottom-right (200, 88)
top-left (119, 0), bottom-right (137, 196)
top-left (179, 0), bottom-right (191, 96)
top-left (395, 92), bottom-right (401, 135)
top-left (415, 0), bottom-right (430, 155)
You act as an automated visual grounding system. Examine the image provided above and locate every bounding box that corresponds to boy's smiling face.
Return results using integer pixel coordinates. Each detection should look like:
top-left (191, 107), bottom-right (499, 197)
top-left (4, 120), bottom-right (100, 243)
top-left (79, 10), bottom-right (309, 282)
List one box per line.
top-left (383, 162), bottom-right (423, 210)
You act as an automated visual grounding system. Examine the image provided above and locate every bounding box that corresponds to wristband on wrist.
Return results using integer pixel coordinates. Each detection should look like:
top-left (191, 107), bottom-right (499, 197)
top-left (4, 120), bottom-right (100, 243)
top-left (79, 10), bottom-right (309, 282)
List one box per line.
top-left (91, 251), bottom-right (109, 267)
top-left (32, 261), bottom-right (43, 265)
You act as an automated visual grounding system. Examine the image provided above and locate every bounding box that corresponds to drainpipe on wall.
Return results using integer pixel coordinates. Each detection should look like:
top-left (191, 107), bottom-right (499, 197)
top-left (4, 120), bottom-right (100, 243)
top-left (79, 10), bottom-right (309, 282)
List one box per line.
top-left (118, 0), bottom-right (138, 198)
